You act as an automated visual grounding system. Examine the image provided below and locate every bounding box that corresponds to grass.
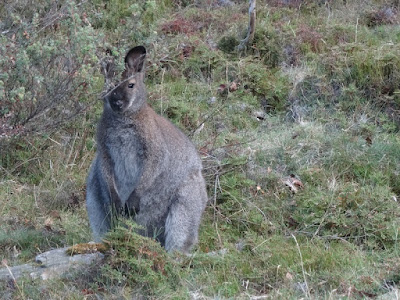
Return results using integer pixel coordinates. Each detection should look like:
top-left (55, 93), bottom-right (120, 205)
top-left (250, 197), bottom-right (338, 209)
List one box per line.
top-left (1, 0), bottom-right (400, 298)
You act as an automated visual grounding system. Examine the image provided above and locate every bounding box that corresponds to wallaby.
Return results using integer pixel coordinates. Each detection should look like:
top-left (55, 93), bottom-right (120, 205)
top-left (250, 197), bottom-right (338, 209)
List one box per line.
top-left (86, 46), bottom-right (208, 253)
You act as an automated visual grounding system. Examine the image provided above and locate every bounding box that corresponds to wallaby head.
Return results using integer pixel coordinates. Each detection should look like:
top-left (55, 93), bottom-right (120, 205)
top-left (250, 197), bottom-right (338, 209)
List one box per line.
top-left (102, 46), bottom-right (147, 115)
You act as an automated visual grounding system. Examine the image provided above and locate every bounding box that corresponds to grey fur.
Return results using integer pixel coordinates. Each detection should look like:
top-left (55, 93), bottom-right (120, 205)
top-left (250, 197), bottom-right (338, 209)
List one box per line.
top-left (86, 46), bottom-right (208, 253)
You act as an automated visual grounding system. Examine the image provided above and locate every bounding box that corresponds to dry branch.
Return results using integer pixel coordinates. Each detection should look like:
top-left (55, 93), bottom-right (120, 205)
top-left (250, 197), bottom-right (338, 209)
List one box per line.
top-left (237, 0), bottom-right (256, 53)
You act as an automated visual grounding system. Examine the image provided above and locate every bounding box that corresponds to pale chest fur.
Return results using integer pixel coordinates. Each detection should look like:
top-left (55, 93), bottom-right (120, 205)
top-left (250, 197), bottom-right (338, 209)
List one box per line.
top-left (104, 125), bottom-right (145, 206)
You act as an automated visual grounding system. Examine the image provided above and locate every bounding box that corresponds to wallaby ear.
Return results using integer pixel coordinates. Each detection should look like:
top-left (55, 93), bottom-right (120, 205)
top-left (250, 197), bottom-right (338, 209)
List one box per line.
top-left (100, 54), bottom-right (116, 89)
top-left (125, 46), bottom-right (146, 73)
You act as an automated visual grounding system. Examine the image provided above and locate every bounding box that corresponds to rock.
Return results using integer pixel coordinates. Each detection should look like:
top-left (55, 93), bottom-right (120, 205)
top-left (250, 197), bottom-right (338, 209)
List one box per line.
top-left (208, 96), bottom-right (217, 105)
top-left (207, 248), bottom-right (228, 257)
top-left (253, 110), bottom-right (266, 121)
top-left (0, 246), bottom-right (104, 281)
top-left (0, 263), bottom-right (37, 281)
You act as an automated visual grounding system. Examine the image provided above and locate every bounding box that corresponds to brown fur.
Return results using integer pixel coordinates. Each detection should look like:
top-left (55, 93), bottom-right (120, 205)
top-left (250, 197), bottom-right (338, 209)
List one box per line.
top-left (86, 46), bottom-right (208, 253)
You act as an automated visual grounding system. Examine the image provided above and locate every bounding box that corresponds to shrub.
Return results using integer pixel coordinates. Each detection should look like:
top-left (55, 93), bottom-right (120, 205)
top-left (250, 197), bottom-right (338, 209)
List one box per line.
top-left (363, 6), bottom-right (398, 27)
top-left (0, 0), bottom-right (103, 140)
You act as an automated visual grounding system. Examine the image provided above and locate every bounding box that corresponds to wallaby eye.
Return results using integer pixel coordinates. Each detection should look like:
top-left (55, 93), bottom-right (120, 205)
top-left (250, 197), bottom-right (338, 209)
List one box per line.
top-left (128, 83), bottom-right (135, 88)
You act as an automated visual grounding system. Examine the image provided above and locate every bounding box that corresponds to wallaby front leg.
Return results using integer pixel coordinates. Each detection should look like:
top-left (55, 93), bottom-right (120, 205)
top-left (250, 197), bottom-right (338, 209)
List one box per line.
top-left (86, 159), bottom-right (113, 241)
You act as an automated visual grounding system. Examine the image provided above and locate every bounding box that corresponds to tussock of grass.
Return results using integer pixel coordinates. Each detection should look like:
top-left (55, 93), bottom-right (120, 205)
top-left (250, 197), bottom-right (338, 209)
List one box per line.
top-left (99, 220), bottom-right (185, 298)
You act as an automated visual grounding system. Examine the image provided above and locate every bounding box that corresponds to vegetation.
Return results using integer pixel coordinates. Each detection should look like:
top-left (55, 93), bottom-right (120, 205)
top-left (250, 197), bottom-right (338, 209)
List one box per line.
top-left (1, 0), bottom-right (400, 298)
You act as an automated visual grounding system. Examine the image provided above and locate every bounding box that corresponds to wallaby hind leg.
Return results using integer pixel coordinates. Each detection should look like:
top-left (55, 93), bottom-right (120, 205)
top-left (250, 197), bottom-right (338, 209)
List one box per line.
top-left (165, 171), bottom-right (208, 253)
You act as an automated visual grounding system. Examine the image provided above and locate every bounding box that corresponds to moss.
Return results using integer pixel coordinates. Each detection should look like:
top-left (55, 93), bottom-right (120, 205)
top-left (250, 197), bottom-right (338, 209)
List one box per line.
top-left (66, 243), bottom-right (109, 255)
top-left (100, 221), bottom-right (185, 297)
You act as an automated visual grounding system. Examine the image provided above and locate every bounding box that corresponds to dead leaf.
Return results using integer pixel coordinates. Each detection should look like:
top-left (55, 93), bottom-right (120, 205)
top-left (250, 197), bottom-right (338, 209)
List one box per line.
top-left (287, 216), bottom-right (299, 227)
top-left (193, 123), bottom-right (204, 136)
top-left (285, 272), bottom-right (294, 281)
top-left (217, 84), bottom-right (227, 94)
top-left (12, 245), bottom-right (21, 258)
top-left (283, 174), bottom-right (304, 193)
top-left (256, 185), bottom-right (265, 194)
top-left (44, 217), bottom-right (54, 231)
top-left (292, 181), bottom-right (304, 190)
top-left (229, 81), bottom-right (238, 92)
top-left (365, 136), bottom-right (372, 146)
top-left (49, 210), bottom-right (61, 220)
top-left (81, 289), bottom-right (94, 295)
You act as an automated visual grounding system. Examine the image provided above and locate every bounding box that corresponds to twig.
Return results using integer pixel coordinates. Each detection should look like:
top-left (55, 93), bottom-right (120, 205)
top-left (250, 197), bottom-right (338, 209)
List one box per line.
top-left (291, 233), bottom-right (311, 299)
top-left (1, 260), bottom-right (25, 299)
top-left (160, 68), bottom-right (166, 117)
top-left (355, 17), bottom-right (359, 43)
top-left (213, 173), bottom-right (220, 222)
top-left (237, 0), bottom-right (256, 53)
top-left (215, 222), bottom-right (223, 248)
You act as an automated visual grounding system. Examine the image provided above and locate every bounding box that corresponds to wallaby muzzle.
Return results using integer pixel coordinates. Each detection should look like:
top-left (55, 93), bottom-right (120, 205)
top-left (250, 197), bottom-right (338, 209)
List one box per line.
top-left (107, 87), bottom-right (129, 112)
top-left (110, 98), bottom-right (124, 112)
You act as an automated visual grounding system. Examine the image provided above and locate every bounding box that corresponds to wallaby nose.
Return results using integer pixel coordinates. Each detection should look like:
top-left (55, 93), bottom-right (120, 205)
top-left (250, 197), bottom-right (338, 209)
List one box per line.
top-left (110, 98), bottom-right (124, 112)
top-left (115, 100), bottom-right (123, 107)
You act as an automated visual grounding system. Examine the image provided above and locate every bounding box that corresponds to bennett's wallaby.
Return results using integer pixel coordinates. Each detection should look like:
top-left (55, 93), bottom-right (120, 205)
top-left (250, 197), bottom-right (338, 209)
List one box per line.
top-left (86, 46), bottom-right (208, 253)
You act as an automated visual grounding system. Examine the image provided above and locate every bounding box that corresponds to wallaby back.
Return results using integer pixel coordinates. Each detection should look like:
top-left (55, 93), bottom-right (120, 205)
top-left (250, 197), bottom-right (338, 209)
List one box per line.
top-left (86, 46), bottom-right (208, 253)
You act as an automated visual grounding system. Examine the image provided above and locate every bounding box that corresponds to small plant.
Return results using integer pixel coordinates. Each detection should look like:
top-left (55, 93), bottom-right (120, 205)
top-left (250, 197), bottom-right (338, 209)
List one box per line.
top-left (101, 220), bottom-right (184, 297)
top-left (218, 35), bottom-right (239, 53)
top-left (252, 28), bottom-right (284, 68)
top-left (241, 61), bottom-right (290, 112)
top-left (363, 6), bottom-right (398, 27)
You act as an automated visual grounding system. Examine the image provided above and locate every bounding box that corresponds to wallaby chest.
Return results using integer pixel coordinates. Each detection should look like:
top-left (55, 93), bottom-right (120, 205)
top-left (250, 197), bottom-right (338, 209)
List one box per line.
top-left (103, 123), bottom-right (145, 205)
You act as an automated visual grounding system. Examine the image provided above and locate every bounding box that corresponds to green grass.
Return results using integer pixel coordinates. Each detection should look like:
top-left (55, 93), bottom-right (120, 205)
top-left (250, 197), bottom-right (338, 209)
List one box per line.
top-left (1, 0), bottom-right (400, 298)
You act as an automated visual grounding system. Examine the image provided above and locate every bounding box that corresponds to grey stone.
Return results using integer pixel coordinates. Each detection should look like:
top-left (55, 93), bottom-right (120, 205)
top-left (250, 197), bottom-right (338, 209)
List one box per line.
top-left (0, 247), bottom-right (104, 281)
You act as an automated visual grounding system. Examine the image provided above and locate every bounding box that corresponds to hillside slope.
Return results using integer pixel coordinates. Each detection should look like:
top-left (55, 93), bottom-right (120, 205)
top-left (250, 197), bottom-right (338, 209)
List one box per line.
top-left (1, 0), bottom-right (400, 298)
